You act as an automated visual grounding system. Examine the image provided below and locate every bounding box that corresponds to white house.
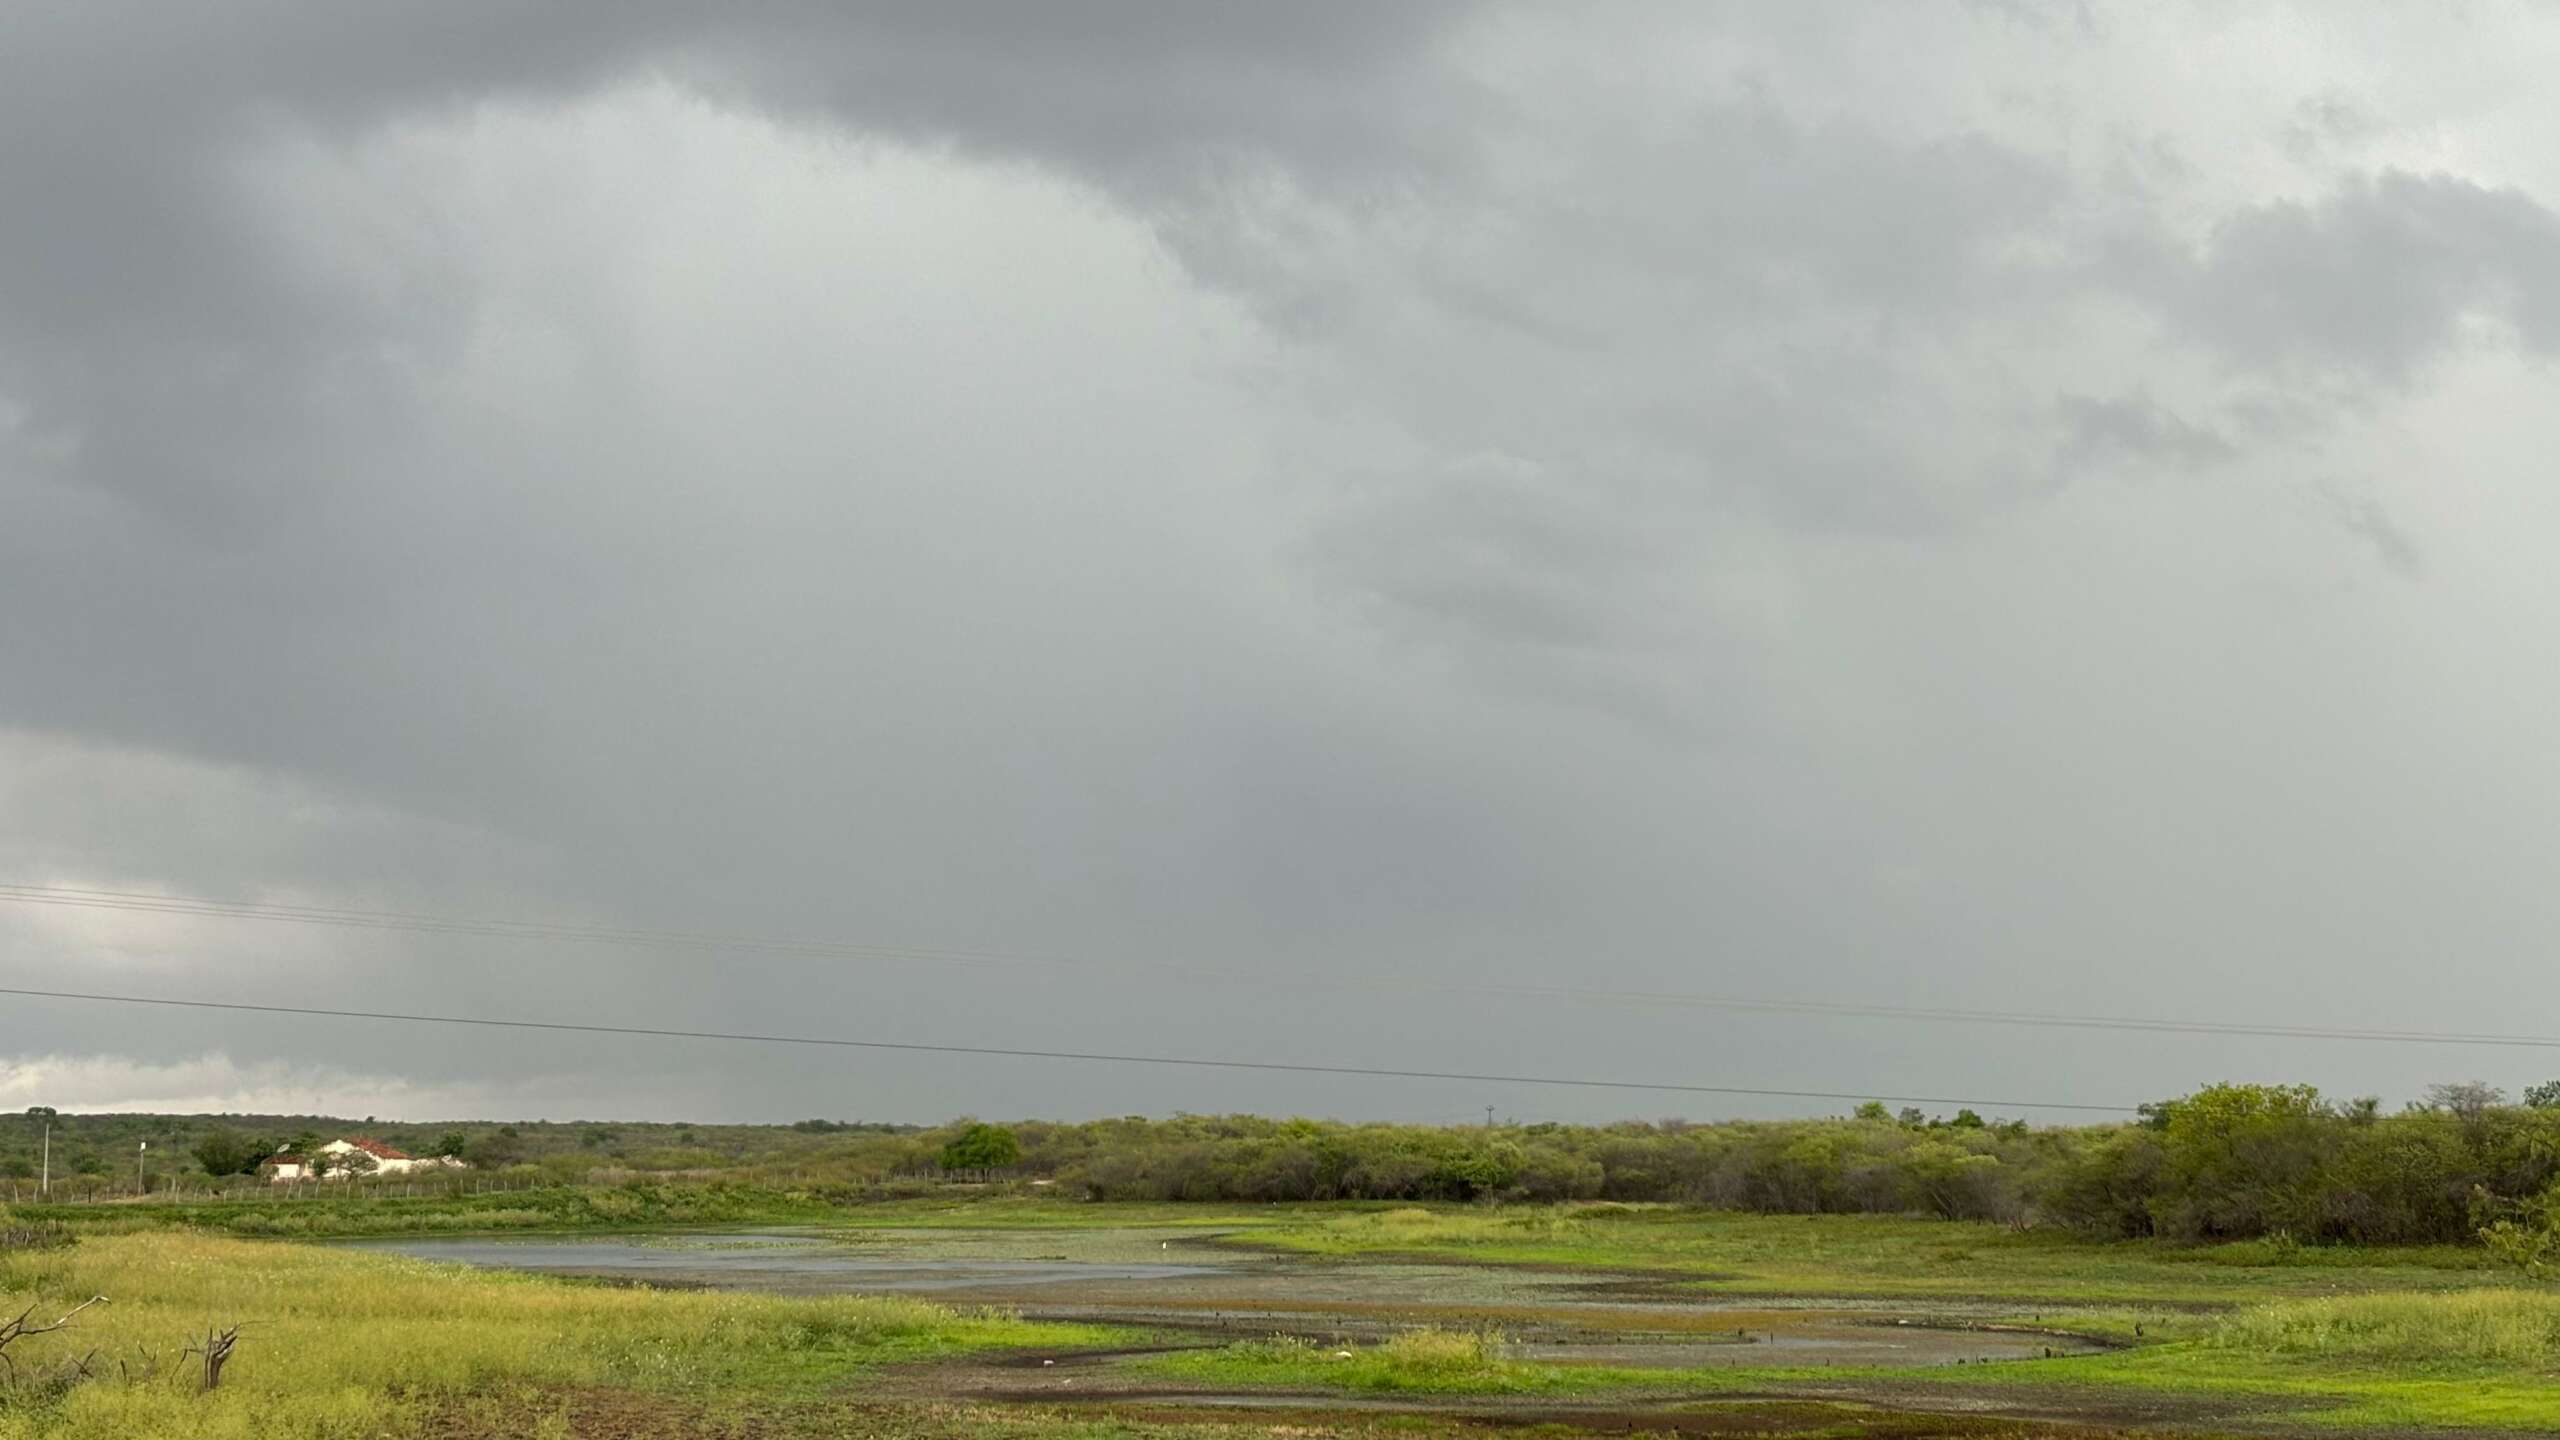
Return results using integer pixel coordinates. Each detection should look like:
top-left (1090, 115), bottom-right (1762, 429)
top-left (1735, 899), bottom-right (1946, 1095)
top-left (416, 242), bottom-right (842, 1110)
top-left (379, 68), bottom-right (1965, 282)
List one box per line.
top-left (320, 1137), bottom-right (428, 1174)
top-left (262, 1137), bottom-right (466, 1182)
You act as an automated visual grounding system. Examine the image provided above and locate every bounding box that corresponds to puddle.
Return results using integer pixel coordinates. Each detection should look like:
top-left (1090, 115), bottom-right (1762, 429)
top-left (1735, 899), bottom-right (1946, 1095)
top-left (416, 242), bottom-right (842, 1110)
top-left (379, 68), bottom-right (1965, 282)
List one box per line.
top-left (346, 1232), bottom-right (1228, 1292)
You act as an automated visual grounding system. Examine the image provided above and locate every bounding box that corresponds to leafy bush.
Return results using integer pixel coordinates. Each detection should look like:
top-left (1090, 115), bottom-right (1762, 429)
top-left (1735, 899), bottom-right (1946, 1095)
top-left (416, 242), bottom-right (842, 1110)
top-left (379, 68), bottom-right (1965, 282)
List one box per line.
top-left (938, 1123), bottom-right (1021, 1172)
top-left (2478, 1180), bottom-right (2560, 1278)
top-left (189, 1128), bottom-right (273, 1177)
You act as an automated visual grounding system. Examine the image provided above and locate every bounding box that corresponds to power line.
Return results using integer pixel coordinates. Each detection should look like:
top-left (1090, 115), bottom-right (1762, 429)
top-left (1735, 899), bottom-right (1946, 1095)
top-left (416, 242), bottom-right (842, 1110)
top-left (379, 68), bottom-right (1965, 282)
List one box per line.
top-left (0, 985), bottom-right (2138, 1113)
top-left (5, 880), bottom-right (2555, 1052)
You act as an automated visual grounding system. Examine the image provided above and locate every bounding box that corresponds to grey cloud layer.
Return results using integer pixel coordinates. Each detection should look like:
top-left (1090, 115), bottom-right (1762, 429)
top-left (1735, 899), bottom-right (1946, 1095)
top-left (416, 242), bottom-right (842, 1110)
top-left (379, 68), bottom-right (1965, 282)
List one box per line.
top-left (7, 3), bottom-right (2560, 1120)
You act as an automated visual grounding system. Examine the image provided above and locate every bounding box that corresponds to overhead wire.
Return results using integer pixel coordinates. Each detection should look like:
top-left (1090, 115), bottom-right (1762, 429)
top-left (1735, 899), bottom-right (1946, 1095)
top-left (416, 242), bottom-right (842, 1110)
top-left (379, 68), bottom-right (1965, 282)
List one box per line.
top-left (0, 984), bottom-right (2140, 1113)
top-left (4, 881), bottom-right (2552, 1051)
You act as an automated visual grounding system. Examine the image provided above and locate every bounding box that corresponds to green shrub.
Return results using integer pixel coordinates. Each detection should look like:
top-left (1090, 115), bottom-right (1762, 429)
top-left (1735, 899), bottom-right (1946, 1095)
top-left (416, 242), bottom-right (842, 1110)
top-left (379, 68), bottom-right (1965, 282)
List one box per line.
top-left (939, 1123), bottom-right (1021, 1172)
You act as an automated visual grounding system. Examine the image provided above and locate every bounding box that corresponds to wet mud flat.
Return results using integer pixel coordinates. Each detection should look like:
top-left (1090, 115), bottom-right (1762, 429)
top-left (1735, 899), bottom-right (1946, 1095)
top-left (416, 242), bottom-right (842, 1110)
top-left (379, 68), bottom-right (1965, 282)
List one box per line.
top-left (356, 1227), bottom-right (2111, 1370)
top-left (929, 1345), bottom-right (2262, 1438)
top-left (343, 1230), bottom-right (1226, 1292)
top-left (362, 1228), bottom-right (2436, 1437)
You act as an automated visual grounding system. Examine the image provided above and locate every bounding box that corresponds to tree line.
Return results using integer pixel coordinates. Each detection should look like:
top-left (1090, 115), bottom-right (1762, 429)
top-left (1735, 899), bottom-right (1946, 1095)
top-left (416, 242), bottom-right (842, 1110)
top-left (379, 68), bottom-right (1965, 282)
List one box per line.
top-left (808, 1082), bottom-right (2560, 1245)
top-left (19, 1083), bottom-right (2560, 1246)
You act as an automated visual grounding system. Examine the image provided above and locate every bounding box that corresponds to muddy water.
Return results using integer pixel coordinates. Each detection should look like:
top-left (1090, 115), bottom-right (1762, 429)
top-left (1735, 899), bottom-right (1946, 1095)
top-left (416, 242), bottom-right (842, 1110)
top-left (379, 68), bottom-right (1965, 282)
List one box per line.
top-left (344, 1231), bottom-right (1229, 1291)
top-left (352, 1228), bottom-right (2105, 1370)
top-left (1507, 1324), bottom-right (2077, 1368)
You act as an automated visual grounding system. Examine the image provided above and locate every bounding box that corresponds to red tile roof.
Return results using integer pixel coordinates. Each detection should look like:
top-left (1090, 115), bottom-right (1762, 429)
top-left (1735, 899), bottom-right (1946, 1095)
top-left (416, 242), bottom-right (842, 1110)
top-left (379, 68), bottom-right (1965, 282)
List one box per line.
top-left (343, 1137), bottom-right (414, 1160)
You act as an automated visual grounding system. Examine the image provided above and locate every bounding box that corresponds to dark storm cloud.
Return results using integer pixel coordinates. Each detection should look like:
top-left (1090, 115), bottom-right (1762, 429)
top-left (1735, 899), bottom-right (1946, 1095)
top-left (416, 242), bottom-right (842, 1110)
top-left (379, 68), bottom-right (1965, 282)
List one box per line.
top-left (0, 1), bottom-right (1473, 532)
top-left (0, 0), bottom-right (1570, 1115)
top-left (10, 2), bottom-right (2560, 1122)
top-left (0, 0), bottom-right (1484, 824)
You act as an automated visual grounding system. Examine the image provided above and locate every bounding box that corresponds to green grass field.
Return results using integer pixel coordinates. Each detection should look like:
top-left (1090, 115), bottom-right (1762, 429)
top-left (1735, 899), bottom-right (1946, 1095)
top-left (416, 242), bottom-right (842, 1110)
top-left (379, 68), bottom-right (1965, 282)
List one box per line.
top-left (0, 1227), bottom-right (1126, 1440)
top-left (1232, 1203), bottom-right (2505, 1304)
top-left (11, 1194), bottom-right (2560, 1437)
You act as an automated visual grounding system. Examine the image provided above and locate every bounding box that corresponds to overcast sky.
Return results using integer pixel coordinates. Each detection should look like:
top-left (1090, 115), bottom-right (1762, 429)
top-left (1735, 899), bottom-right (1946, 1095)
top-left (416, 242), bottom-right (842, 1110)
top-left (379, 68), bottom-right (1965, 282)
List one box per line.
top-left (8, 2), bottom-right (2560, 1125)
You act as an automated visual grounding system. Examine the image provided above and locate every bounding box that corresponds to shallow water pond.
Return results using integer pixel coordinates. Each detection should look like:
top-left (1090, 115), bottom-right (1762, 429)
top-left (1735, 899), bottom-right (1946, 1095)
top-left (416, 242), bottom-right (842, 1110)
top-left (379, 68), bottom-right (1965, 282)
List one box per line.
top-left (345, 1231), bottom-right (1228, 1291)
top-left (346, 1227), bottom-right (2107, 1371)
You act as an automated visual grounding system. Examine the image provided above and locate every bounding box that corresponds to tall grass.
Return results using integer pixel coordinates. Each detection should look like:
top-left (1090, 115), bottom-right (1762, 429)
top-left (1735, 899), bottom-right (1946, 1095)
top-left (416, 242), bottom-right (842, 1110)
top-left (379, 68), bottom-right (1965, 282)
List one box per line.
top-left (1289, 1202), bottom-right (1637, 1252)
top-left (2211, 1289), bottom-right (2560, 1366)
top-left (1364, 1326), bottom-right (1509, 1380)
top-left (0, 1228), bottom-right (1115, 1439)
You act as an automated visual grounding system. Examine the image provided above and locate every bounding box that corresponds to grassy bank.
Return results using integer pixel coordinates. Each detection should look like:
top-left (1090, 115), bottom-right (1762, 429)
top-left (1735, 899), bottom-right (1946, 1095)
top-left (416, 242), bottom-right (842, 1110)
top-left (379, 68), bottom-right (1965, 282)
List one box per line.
top-left (2211, 1286), bottom-right (2560, 1364)
top-left (1911, 1289), bottom-right (2560, 1431)
top-left (1240, 1203), bottom-right (2503, 1304)
top-left (0, 1228), bottom-right (1125, 1439)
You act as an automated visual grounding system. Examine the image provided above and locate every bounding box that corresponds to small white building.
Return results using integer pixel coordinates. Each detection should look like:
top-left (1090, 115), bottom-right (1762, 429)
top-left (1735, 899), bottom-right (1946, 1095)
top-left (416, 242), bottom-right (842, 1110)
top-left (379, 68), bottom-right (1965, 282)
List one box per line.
top-left (262, 1138), bottom-right (466, 1182)
top-left (320, 1137), bottom-right (426, 1174)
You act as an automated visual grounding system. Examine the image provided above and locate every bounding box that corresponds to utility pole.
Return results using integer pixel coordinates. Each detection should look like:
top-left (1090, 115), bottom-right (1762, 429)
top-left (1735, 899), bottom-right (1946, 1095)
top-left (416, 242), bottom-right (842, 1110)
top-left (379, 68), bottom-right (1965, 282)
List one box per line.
top-left (39, 1119), bottom-right (48, 1197)
top-left (1485, 1105), bottom-right (1497, 1129)
top-left (137, 1139), bottom-right (147, 1196)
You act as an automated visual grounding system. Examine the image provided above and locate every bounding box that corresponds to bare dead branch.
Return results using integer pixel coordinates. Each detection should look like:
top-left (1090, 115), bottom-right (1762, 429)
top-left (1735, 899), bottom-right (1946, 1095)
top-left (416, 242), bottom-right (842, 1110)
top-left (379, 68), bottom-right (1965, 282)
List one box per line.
top-left (0, 1295), bottom-right (108, 1359)
top-left (179, 1324), bottom-right (242, 1392)
top-left (0, 1300), bottom-right (110, 1408)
